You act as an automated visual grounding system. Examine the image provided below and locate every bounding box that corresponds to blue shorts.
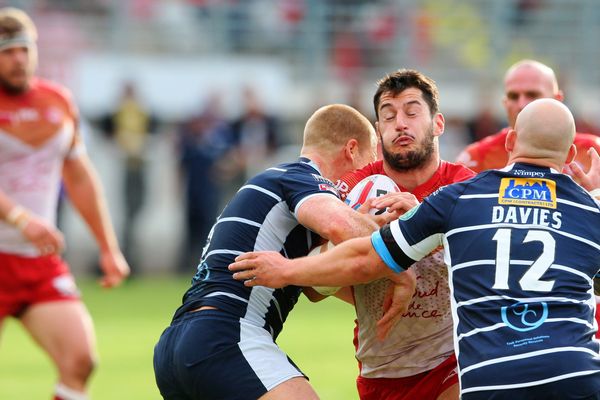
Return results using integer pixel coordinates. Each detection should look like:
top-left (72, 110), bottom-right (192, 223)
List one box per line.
top-left (153, 309), bottom-right (306, 400)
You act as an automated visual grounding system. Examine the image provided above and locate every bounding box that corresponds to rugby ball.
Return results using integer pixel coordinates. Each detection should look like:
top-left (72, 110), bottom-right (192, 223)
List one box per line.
top-left (345, 174), bottom-right (400, 215)
top-left (309, 241), bottom-right (340, 296)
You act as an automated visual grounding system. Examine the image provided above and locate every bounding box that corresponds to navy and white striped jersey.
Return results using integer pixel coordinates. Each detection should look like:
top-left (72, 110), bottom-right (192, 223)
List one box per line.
top-left (372, 163), bottom-right (600, 398)
top-left (173, 157), bottom-right (339, 339)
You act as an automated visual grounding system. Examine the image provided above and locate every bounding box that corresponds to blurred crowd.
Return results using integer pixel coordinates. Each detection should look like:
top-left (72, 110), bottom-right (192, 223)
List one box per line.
top-left (14, 0), bottom-right (600, 274)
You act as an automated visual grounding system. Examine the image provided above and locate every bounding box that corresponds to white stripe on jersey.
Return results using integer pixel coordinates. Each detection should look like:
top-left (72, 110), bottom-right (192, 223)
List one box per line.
top-left (453, 259), bottom-right (592, 282)
top-left (293, 192), bottom-right (339, 217)
top-left (459, 194), bottom-right (498, 199)
top-left (239, 184), bottom-right (282, 202)
top-left (217, 217), bottom-right (262, 228)
top-left (204, 291), bottom-right (249, 303)
top-left (446, 223), bottom-right (600, 251)
top-left (461, 346), bottom-right (600, 376)
top-left (461, 370), bottom-right (600, 394)
top-left (390, 220), bottom-right (443, 261)
top-left (457, 318), bottom-right (594, 342)
top-left (255, 202), bottom-right (297, 251)
top-left (267, 167), bottom-right (287, 172)
top-left (204, 249), bottom-right (244, 258)
top-left (456, 294), bottom-right (588, 308)
top-left (557, 198), bottom-right (600, 213)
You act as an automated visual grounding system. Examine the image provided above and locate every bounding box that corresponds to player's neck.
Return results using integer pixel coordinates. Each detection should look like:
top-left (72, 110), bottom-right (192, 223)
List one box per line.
top-left (507, 156), bottom-right (562, 171)
top-left (383, 153), bottom-right (441, 192)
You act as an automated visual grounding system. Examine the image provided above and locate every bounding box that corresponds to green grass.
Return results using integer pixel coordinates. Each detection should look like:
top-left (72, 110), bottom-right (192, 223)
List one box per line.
top-left (0, 277), bottom-right (359, 399)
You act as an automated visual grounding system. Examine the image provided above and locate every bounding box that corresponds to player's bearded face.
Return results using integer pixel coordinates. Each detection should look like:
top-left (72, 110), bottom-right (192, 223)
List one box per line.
top-left (381, 122), bottom-right (435, 171)
top-left (0, 47), bottom-right (34, 94)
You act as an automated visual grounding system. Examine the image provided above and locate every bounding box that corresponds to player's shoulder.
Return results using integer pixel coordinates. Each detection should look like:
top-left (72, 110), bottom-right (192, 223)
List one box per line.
top-left (30, 77), bottom-right (76, 113)
top-left (439, 160), bottom-right (476, 183)
top-left (31, 78), bottom-right (74, 101)
top-left (574, 132), bottom-right (600, 148)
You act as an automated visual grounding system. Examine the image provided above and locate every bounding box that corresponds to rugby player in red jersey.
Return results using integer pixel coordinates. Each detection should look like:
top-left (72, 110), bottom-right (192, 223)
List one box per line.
top-left (332, 70), bottom-right (474, 400)
top-left (0, 8), bottom-right (129, 400)
top-left (456, 59), bottom-right (600, 174)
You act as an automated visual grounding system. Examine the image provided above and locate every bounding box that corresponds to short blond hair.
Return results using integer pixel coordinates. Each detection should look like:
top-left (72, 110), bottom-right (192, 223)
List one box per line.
top-left (303, 104), bottom-right (376, 153)
top-left (0, 7), bottom-right (37, 43)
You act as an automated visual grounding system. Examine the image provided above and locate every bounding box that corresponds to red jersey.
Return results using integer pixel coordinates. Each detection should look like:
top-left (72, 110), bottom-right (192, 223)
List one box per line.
top-left (0, 77), bottom-right (83, 256)
top-left (337, 160), bottom-right (475, 381)
top-left (337, 159), bottom-right (475, 202)
top-left (456, 127), bottom-right (600, 173)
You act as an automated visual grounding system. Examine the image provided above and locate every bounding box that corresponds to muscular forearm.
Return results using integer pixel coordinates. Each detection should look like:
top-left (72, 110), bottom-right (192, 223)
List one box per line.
top-left (284, 237), bottom-right (391, 287)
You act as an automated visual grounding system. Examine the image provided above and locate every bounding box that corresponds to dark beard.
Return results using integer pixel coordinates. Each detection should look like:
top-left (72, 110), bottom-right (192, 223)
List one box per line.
top-left (0, 75), bottom-right (29, 95)
top-left (381, 127), bottom-right (435, 171)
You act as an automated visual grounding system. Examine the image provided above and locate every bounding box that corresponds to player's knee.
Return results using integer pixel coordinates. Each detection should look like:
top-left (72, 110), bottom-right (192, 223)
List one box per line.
top-left (59, 351), bottom-right (97, 382)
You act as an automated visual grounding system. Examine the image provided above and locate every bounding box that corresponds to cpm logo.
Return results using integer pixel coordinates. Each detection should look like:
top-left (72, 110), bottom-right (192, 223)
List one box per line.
top-left (498, 178), bottom-right (556, 209)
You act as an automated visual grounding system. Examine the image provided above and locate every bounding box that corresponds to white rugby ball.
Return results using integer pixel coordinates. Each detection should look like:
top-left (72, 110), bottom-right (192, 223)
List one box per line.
top-left (345, 174), bottom-right (400, 215)
top-left (309, 241), bottom-right (340, 296)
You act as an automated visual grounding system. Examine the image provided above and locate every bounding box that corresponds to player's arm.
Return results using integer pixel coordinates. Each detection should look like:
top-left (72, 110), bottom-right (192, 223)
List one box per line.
top-left (0, 190), bottom-right (65, 254)
top-left (62, 153), bottom-right (130, 287)
top-left (594, 275), bottom-right (600, 296)
top-left (230, 235), bottom-right (394, 288)
top-left (296, 195), bottom-right (380, 244)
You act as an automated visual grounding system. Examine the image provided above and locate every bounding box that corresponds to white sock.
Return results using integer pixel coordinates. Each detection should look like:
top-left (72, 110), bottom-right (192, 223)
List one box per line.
top-left (55, 383), bottom-right (89, 400)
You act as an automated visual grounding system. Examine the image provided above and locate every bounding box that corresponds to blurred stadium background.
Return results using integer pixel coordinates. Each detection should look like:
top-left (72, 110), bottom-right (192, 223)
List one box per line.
top-left (2, 0), bottom-right (600, 398)
top-left (4, 0), bottom-right (597, 275)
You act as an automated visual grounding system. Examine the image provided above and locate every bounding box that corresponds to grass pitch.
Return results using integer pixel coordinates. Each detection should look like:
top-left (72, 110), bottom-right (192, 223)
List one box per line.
top-left (0, 276), bottom-right (359, 399)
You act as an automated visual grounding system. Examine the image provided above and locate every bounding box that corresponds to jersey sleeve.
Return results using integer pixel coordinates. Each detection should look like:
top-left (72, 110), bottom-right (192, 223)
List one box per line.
top-left (371, 183), bottom-right (460, 273)
top-left (280, 166), bottom-right (341, 217)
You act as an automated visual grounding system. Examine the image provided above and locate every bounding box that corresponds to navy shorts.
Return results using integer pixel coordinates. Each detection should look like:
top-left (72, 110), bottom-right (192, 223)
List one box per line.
top-left (153, 309), bottom-right (305, 400)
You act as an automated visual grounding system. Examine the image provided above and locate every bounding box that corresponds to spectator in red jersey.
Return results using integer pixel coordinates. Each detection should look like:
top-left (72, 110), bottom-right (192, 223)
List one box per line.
top-left (0, 8), bottom-right (129, 400)
top-left (456, 59), bottom-right (600, 174)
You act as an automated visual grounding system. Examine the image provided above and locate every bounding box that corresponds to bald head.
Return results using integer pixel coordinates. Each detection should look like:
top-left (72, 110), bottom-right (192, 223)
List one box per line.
top-left (302, 104), bottom-right (376, 154)
top-left (503, 59), bottom-right (563, 128)
top-left (508, 99), bottom-right (575, 167)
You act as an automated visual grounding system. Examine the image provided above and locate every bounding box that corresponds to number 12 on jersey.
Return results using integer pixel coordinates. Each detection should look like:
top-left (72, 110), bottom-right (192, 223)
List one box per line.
top-left (492, 228), bottom-right (556, 292)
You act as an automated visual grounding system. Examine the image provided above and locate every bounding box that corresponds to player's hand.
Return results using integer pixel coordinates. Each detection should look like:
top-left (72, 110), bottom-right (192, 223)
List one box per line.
top-left (21, 215), bottom-right (65, 256)
top-left (229, 251), bottom-right (290, 288)
top-left (566, 148), bottom-right (600, 191)
top-left (376, 269), bottom-right (416, 341)
top-left (371, 192), bottom-right (419, 217)
top-left (98, 250), bottom-right (130, 288)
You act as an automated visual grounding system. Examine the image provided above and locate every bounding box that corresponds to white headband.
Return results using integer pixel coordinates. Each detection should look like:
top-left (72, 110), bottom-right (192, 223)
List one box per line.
top-left (0, 34), bottom-right (34, 51)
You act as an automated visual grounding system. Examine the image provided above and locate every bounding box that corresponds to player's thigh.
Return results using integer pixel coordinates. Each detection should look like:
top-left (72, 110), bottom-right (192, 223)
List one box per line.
top-left (259, 376), bottom-right (319, 400)
top-left (437, 383), bottom-right (459, 400)
top-left (20, 300), bottom-right (96, 363)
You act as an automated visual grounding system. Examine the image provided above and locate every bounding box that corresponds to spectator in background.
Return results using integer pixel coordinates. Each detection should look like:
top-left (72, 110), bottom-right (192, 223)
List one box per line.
top-left (456, 59), bottom-right (600, 173)
top-left (176, 96), bottom-right (234, 273)
top-left (99, 82), bottom-right (157, 274)
top-left (223, 87), bottom-right (281, 194)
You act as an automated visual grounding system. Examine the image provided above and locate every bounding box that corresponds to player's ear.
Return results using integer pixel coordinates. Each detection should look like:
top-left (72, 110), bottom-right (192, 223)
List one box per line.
top-left (505, 129), bottom-right (517, 152)
top-left (344, 138), bottom-right (359, 161)
top-left (565, 143), bottom-right (577, 164)
top-left (433, 113), bottom-right (445, 137)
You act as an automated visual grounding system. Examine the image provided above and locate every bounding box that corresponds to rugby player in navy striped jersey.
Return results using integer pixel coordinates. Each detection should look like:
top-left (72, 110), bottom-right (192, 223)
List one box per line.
top-left (153, 104), bottom-right (402, 400)
top-left (231, 99), bottom-right (600, 400)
